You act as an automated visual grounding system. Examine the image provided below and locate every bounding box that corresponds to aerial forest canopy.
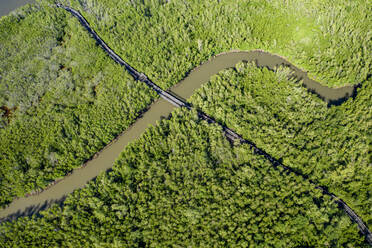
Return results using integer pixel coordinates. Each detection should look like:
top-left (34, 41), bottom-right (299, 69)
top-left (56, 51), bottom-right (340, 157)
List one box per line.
top-left (0, 0), bottom-right (371, 246)
top-left (189, 62), bottom-right (372, 228)
top-left (0, 108), bottom-right (368, 247)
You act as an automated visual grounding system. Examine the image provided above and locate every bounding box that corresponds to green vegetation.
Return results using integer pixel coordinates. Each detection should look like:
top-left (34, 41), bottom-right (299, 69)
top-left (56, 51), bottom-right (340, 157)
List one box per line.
top-left (0, 0), bottom-right (371, 244)
top-left (0, 108), bottom-right (367, 247)
top-left (0, 3), bottom-right (155, 206)
top-left (57, 0), bottom-right (371, 87)
top-left (189, 62), bottom-right (372, 225)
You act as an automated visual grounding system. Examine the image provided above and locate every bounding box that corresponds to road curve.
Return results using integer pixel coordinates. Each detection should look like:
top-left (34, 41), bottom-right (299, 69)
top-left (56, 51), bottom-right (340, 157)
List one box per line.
top-left (0, 4), bottom-right (370, 245)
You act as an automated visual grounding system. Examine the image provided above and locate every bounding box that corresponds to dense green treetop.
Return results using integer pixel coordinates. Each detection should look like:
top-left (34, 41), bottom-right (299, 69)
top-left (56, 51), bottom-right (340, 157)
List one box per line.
top-left (0, 0), bottom-right (370, 245)
top-left (55, 0), bottom-right (371, 87)
top-left (0, 0), bottom-right (370, 240)
top-left (0, 108), bottom-right (367, 247)
top-left (0, 2), bottom-right (155, 206)
top-left (189, 62), bottom-right (372, 225)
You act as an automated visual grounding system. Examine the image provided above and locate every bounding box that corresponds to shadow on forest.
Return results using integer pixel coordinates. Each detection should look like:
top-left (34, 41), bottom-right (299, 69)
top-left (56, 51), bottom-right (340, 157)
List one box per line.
top-left (0, 196), bottom-right (67, 223)
top-left (0, 170), bottom-right (114, 223)
top-left (251, 59), bottom-right (360, 107)
top-left (327, 82), bottom-right (363, 106)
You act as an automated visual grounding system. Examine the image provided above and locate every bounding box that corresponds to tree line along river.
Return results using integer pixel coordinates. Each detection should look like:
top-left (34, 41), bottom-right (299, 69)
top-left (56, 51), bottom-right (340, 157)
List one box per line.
top-left (0, 3), bottom-right (370, 245)
top-left (0, 49), bottom-right (360, 221)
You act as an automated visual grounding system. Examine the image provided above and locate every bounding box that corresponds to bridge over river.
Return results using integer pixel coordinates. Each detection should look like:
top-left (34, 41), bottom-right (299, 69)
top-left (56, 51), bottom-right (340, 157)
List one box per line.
top-left (0, 4), bottom-right (370, 245)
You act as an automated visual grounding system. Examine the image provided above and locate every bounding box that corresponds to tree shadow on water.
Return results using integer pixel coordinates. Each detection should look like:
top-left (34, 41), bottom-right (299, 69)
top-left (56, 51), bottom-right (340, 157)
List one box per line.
top-left (0, 196), bottom-right (67, 223)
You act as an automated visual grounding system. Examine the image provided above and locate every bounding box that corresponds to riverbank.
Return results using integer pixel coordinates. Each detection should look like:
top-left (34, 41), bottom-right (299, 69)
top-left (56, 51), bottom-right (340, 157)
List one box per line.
top-left (0, 97), bottom-right (175, 221)
top-left (1, 45), bottom-right (371, 242)
top-left (1, 0), bottom-right (370, 209)
top-left (1, 2), bottom-right (370, 245)
top-left (171, 50), bottom-right (358, 104)
top-left (0, 47), bottom-right (360, 221)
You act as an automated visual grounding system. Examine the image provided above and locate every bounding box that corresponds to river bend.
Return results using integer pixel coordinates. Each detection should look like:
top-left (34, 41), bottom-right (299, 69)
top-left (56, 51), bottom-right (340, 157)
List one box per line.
top-left (0, 4), bottom-right (370, 245)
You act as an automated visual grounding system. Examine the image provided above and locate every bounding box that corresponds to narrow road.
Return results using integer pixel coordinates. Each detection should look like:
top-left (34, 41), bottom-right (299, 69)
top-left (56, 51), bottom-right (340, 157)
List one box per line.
top-left (55, 4), bottom-right (372, 244)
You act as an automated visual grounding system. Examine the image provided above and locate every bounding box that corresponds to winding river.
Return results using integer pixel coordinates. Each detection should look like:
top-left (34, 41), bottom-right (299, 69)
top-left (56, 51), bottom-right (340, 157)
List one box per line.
top-left (172, 50), bottom-right (358, 103)
top-left (0, 49), bottom-right (358, 221)
top-left (0, 4), bottom-right (370, 245)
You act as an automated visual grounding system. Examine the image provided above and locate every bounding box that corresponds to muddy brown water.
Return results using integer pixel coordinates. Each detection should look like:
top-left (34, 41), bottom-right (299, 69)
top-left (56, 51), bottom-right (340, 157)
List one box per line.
top-left (0, 50), bottom-right (357, 222)
top-left (172, 50), bottom-right (356, 102)
top-left (0, 0), bottom-right (34, 17)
